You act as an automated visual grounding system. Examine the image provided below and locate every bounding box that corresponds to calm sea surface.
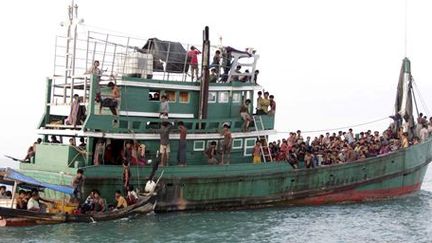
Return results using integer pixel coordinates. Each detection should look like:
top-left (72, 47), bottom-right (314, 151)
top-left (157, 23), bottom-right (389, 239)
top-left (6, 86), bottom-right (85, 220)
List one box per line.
top-left (2, 167), bottom-right (432, 243)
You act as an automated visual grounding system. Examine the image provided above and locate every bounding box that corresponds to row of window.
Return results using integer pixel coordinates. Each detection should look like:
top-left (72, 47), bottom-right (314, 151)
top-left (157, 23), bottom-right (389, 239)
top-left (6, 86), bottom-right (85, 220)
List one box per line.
top-left (148, 90), bottom-right (242, 104)
top-left (193, 138), bottom-right (257, 156)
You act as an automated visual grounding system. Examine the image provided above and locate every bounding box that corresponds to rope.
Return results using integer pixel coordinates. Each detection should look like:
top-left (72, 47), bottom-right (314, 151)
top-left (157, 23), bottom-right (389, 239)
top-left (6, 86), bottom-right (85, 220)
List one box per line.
top-left (412, 80), bottom-right (431, 116)
top-left (277, 116), bottom-right (390, 134)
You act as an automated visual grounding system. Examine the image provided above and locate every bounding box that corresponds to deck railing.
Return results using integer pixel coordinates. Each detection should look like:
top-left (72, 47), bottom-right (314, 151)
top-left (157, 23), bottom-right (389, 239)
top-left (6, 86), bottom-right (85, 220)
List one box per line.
top-left (51, 30), bottom-right (259, 105)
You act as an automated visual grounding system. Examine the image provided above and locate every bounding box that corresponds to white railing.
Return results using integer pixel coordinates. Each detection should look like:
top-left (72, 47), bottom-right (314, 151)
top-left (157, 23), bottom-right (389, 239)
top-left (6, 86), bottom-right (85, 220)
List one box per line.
top-left (51, 30), bottom-right (259, 105)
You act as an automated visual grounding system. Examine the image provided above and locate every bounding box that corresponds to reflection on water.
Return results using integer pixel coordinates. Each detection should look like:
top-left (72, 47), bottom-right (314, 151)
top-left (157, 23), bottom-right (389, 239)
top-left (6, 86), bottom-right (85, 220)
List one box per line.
top-left (2, 168), bottom-right (432, 243)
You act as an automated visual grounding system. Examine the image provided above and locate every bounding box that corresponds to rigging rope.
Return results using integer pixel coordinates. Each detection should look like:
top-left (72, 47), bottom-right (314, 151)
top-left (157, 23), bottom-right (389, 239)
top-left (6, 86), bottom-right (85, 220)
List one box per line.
top-left (412, 80), bottom-right (431, 116)
top-left (276, 116), bottom-right (390, 135)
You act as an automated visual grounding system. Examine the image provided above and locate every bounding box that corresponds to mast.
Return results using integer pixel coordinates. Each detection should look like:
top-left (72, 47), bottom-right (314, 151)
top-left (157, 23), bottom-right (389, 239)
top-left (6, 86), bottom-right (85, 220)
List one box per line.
top-left (198, 26), bottom-right (210, 124)
top-left (394, 57), bottom-right (415, 137)
top-left (64, 0), bottom-right (80, 103)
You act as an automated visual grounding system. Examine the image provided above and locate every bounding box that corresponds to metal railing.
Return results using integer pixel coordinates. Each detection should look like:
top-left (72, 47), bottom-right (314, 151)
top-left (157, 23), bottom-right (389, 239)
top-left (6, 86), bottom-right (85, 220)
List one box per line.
top-left (51, 30), bottom-right (259, 105)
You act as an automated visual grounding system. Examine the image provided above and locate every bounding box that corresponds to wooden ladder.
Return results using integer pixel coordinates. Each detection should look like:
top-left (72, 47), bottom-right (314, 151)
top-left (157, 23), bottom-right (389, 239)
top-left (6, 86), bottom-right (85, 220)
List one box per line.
top-left (252, 115), bottom-right (273, 163)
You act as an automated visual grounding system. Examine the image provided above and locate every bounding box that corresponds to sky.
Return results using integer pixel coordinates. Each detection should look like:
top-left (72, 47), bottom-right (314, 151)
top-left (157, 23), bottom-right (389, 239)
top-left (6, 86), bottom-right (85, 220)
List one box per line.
top-left (0, 0), bottom-right (432, 168)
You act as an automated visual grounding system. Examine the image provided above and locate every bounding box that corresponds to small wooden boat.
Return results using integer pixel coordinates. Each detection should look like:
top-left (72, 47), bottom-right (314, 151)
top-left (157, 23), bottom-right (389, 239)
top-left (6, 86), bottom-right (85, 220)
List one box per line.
top-left (0, 194), bottom-right (155, 224)
top-left (0, 168), bottom-right (160, 226)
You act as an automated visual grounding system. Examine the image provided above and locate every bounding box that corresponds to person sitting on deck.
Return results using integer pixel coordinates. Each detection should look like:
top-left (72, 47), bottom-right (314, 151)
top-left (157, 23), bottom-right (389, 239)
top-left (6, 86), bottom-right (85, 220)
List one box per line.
top-left (240, 70), bottom-right (251, 82)
top-left (93, 190), bottom-right (106, 212)
top-left (126, 185), bottom-right (138, 205)
top-left (240, 99), bottom-right (252, 132)
top-left (205, 141), bottom-right (219, 165)
top-left (0, 186), bottom-right (6, 198)
top-left (71, 169), bottom-right (85, 201)
top-left (100, 82), bottom-right (120, 116)
top-left (27, 191), bottom-right (41, 212)
top-left (114, 190), bottom-right (128, 210)
top-left (159, 95), bottom-right (169, 119)
top-left (220, 123), bottom-right (233, 165)
top-left (287, 150), bottom-right (299, 169)
top-left (65, 94), bottom-right (86, 127)
top-left (231, 65), bottom-right (242, 82)
top-left (252, 140), bottom-right (262, 164)
top-left (80, 190), bottom-right (95, 213)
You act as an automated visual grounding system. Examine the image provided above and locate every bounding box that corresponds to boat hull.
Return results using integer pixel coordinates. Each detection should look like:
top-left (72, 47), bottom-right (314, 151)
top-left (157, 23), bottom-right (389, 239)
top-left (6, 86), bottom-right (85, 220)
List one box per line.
top-left (19, 139), bottom-right (432, 212)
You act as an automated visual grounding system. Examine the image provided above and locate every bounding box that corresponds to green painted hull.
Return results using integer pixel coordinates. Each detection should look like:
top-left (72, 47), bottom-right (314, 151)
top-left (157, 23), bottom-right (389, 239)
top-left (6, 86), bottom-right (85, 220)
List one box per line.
top-left (20, 138), bottom-right (432, 211)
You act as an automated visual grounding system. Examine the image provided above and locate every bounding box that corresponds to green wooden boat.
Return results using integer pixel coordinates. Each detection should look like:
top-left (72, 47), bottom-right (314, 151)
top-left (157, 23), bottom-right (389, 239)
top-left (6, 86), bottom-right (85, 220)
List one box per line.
top-left (15, 2), bottom-right (432, 212)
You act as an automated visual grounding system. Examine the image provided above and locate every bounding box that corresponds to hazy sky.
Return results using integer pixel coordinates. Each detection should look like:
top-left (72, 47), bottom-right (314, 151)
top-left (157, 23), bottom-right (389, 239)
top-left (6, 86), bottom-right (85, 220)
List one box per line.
top-left (1, 0), bottom-right (432, 167)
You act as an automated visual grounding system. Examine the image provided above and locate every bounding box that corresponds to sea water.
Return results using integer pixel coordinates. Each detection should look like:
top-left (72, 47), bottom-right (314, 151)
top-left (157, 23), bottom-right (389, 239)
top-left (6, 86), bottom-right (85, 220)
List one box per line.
top-left (2, 167), bottom-right (432, 243)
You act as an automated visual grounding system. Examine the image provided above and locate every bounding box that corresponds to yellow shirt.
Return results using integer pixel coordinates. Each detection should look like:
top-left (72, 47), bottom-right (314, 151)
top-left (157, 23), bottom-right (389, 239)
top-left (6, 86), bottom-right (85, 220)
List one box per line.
top-left (259, 98), bottom-right (270, 113)
top-left (116, 196), bottom-right (128, 209)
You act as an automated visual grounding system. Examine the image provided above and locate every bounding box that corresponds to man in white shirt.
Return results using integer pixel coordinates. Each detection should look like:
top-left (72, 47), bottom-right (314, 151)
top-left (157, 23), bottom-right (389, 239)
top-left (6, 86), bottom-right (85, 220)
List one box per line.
top-left (419, 124), bottom-right (429, 142)
top-left (27, 192), bottom-right (40, 212)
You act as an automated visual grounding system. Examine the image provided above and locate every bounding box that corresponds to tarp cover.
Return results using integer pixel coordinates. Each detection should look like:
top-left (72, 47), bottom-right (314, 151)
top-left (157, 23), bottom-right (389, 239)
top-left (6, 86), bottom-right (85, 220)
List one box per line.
top-left (0, 168), bottom-right (74, 195)
top-left (141, 38), bottom-right (188, 73)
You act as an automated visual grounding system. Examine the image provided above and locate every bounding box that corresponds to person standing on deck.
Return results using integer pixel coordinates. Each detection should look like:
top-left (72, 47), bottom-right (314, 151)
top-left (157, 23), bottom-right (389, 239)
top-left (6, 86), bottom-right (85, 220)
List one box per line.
top-left (268, 95), bottom-right (276, 116)
top-left (256, 91), bottom-right (264, 115)
top-left (159, 121), bottom-right (172, 166)
top-left (240, 99), bottom-right (252, 132)
top-left (159, 95), bottom-right (169, 119)
top-left (71, 169), bottom-right (85, 201)
top-left (259, 92), bottom-right (271, 114)
top-left (252, 140), bottom-right (262, 164)
top-left (188, 46), bottom-right (201, 81)
top-left (221, 123), bottom-right (233, 165)
top-left (122, 161), bottom-right (131, 195)
top-left (177, 121), bottom-right (187, 166)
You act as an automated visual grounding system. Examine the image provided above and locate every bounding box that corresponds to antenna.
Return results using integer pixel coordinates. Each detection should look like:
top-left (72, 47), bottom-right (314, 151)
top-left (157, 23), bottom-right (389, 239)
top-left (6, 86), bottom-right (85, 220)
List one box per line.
top-left (404, 0), bottom-right (408, 57)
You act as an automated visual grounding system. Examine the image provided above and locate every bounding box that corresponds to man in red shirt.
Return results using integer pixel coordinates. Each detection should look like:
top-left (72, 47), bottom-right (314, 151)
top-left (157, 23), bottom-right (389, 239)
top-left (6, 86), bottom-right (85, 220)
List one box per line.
top-left (188, 46), bottom-right (201, 81)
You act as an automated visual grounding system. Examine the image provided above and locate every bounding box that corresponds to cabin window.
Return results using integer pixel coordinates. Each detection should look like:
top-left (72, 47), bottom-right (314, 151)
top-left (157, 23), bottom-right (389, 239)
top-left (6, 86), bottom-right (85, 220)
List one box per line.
top-left (232, 93), bottom-right (241, 103)
top-left (179, 91), bottom-right (190, 103)
top-left (218, 92), bottom-right (229, 103)
top-left (149, 90), bottom-right (161, 101)
top-left (165, 91), bottom-right (176, 102)
top-left (232, 138), bottom-right (243, 149)
top-left (193, 141), bottom-right (205, 151)
top-left (208, 92), bottom-right (217, 103)
top-left (244, 138), bottom-right (256, 156)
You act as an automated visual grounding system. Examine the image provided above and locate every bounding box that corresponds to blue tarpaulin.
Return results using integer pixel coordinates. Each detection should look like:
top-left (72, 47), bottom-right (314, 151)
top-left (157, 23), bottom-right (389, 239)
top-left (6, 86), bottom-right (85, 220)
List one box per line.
top-left (1, 168), bottom-right (74, 195)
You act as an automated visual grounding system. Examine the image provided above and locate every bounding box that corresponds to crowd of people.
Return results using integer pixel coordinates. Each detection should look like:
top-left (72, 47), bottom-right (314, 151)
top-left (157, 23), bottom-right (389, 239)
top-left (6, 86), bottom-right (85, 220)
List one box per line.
top-left (258, 119), bottom-right (432, 168)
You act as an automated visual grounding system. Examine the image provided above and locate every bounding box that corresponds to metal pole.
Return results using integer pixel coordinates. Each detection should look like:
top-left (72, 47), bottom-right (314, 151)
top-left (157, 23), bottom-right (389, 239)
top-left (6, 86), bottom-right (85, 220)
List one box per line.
top-left (101, 33), bottom-right (109, 71)
top-left (182, 44), bottom-right (190, 82)
top-left (198, 26), bottom-right (211, 126)
top-left (111, 44), bottom-right (117, 76)
top-left (163, 42), bottom-right (171, 80)
top-left (122, 37), bottom-right (130, 75)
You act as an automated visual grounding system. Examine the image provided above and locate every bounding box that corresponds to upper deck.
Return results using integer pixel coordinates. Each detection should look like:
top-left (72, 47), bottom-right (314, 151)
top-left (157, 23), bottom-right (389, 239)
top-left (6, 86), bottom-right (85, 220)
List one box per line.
top-left (39, 31), bottom-right (273, 137)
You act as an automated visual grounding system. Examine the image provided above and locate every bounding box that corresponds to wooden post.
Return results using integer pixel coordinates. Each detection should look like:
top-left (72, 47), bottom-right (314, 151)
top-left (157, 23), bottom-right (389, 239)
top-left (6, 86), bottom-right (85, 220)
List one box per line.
top-left (198, 26), bottom-right (210, 129)
top-left (10, 181), bottom-right (17, 209)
